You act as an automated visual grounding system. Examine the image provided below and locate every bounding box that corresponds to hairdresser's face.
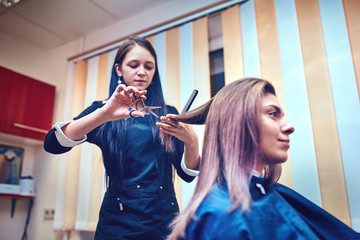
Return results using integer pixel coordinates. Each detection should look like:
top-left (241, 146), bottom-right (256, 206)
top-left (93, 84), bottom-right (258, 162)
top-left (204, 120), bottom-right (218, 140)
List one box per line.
top-left (115, 45), bottom-right (156, 91)
top-left (257, 93), bottom-right (294, 169)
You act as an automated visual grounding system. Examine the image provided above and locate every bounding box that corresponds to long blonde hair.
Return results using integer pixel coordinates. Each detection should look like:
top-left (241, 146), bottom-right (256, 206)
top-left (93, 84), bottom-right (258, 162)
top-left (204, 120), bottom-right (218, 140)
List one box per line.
top-left (167, 78), bottom-right (282, 240)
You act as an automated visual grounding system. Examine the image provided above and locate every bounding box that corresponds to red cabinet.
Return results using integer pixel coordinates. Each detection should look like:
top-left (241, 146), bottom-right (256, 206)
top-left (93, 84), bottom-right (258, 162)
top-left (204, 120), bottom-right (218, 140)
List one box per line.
top-left (0, 66), bottom-right (55, 141)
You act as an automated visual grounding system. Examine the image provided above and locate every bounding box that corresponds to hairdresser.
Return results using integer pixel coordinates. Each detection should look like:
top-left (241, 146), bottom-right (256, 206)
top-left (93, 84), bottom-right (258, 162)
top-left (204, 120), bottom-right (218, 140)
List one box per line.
top-left (44, 36), bottom-right (200, 239)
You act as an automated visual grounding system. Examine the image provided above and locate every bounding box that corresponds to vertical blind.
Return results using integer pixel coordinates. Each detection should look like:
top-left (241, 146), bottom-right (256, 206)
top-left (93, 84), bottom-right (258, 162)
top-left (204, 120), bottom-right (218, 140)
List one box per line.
top-left (54, 0), bottom-right (360, 234)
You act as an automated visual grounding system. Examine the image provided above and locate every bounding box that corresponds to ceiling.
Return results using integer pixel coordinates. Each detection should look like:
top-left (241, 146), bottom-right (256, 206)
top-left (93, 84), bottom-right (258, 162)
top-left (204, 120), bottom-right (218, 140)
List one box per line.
top-left (0, 0), bottom-right (171, 50)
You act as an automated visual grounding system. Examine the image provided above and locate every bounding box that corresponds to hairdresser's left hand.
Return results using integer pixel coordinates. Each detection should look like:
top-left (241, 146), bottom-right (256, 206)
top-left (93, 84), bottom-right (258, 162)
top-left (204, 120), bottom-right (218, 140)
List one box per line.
top-left (157, 114), bottom-right (197, 144)
top-left (157, 114), bottom-right (200, 170)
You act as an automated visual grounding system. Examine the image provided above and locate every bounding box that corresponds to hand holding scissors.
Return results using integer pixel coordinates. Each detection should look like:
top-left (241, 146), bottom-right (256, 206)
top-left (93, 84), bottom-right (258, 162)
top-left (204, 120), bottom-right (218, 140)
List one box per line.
top-left (102, 84), bottom-right (147, 120)
top-left (129, 93), bottom-right (161, 118)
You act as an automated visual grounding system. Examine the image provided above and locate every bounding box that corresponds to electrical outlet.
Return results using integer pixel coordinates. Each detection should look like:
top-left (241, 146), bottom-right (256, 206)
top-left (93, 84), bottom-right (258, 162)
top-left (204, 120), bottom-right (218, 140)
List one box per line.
top-left (44, 208), bottom-right (55, 220)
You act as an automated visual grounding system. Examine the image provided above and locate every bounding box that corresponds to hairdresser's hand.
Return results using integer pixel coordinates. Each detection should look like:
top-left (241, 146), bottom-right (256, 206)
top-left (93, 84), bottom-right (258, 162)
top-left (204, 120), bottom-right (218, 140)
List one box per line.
top-left (157, 114), bottom-right (198, 145)
top-left (157, 114), bottom-right (200, 170)
top-left (101, 84), bottom-right (147, 121)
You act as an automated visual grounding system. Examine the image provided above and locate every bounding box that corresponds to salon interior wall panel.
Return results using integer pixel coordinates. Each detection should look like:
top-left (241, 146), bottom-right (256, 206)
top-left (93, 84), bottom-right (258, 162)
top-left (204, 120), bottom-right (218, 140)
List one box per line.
top-left (274, 0), bottom-right (321, 207)
top-left (53, 62), bottom-right (77, 231)
top-left (153, 32), bottom-right (167, 93)
top-left (97, 53), bottom-right (110, 101)
top-left (295, 0), bottom-right (351, 226)
top-left (221, 5), bottom-right (244, 84)
top-left (107, 49), bottom-right (117, 93)
top-left (254, 0), bottom-right (294, 188)
top-left (239, 0), bottom-right (261, 78)
top-left (178, 22), bottom-right (196, 210)
top-left (146, 36), bottom-right (154, 47)
top-left (63, 146), bottom-right (81, 231)
top-left (55, 56), bottom-right (106, 231)
top-left (188, 20), bottom-right (210, 209)
top-left (72, 60), bottom-right (88, 117)
top-left (75, 55), bottom-right (106, 231)
top-left (318, 0), bottom-right (360, 230)
top-left (192, 17), bottom-right (211, 109)
top-left (167, 28), bottom-right (183, 205)
top-left (76, 140), bottom-right (95, 230)
top-left (54, 153), bottom-right (69, 230)
top-left (180, 22), bottom-right (195, 108)
top-left (86, 52), bottom-right (109, 231)
top-left (74, 56), bottom-right (99, 230)
top-left (88, 50), bottom-right (109, 231)
top-left (343, 0), bottom-right (360, 99)
top-left (165, 28), bottom-right (181, 110)
top-left (189, 17), bottom-right (210, 210)
top-left (87, 146), bottom-right (105, 231)
top-left (62, 59), bottom-right (88, 230)
top-left (84, 57), bottom-right (99, 107)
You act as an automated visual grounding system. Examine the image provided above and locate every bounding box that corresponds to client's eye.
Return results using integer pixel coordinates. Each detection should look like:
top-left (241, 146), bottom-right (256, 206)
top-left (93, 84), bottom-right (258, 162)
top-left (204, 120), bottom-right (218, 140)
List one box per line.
top-left (269, 111), bottom-right (277, 117)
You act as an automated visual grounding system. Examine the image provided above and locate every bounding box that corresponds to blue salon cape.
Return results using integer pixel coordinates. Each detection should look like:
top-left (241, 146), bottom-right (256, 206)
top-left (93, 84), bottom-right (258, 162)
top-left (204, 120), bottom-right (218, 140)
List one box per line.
top-left (185, 177), bottom-right (359, 240)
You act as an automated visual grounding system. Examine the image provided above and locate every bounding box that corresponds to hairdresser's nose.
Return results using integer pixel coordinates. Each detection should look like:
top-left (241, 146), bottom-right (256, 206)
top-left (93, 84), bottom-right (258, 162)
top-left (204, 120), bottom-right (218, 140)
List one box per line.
top-left (137, 65), bottom-right (145, 76)
top-left (282, 120), bottom-right (294, 135)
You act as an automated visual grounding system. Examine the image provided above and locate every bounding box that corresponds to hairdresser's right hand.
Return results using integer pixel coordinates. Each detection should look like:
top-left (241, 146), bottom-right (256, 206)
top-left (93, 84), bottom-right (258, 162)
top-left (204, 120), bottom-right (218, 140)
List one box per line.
top-left (101, 84), bottom-right (147, 120)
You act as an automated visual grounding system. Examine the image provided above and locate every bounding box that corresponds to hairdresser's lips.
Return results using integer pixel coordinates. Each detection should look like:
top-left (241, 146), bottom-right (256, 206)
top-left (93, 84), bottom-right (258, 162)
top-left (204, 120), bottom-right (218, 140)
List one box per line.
top-left (132, 79), bottom-right (150, 90)
top-left (134, 79), bottom-right (146, 83)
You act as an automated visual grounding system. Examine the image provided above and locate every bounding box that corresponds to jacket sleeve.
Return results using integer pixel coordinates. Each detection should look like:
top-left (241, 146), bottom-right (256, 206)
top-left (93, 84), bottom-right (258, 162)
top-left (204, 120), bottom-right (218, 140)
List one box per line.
top-left (43, 101), bottom-right (105, 154)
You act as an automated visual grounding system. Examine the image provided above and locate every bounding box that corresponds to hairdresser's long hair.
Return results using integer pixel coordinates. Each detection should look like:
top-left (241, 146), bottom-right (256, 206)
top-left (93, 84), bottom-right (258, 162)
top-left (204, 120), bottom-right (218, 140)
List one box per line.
top-left (167, 78), bottom-right (282, 240)
top-left (98, 36), bottom-right (170, 178)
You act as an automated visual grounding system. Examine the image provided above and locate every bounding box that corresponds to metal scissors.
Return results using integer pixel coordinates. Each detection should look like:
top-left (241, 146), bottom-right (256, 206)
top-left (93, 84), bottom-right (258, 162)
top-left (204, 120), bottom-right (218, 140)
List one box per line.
top-left (136, 98), bottom-right (161, 118)
top-left (128, 91), bottom-right (161, 118)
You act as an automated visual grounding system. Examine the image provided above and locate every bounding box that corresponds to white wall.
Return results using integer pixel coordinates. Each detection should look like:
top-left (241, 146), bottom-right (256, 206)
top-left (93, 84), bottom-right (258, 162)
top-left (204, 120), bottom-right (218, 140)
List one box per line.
top-left (0, 1), bottom-right (221, 239)
top-left (82, 0), bottom-right (222, 52)
top-left (0, 31), bottom-right (81, 240)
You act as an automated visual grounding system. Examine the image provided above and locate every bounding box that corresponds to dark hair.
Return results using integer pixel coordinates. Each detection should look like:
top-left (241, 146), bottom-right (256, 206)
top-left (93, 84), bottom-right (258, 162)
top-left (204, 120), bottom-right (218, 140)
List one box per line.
top-left (99, 36), bottom-right (169, 178)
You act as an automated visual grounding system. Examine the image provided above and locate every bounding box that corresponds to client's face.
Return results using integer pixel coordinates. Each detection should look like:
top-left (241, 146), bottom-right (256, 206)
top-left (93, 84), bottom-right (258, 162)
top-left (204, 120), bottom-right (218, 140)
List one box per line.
top-left (257, 93), bottom-right (294, 167)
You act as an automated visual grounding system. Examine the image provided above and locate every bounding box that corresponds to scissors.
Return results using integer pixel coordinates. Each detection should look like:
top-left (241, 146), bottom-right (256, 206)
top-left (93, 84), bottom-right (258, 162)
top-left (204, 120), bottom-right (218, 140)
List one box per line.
top-left (128, 91), bottom-right (161, 118)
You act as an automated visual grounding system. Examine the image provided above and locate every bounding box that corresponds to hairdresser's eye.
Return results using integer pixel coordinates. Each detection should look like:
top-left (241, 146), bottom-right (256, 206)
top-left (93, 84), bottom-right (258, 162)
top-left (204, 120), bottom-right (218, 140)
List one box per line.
top-left (129, 64), bottom-right (138, 69)
top-left (144, 63), bottom-right (154, 70)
